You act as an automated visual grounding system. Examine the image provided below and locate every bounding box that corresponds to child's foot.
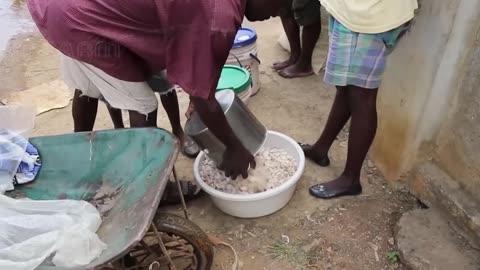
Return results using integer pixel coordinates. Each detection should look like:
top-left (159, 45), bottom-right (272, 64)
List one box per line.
top-left (272, 56), bottom-right (298, 70)
top-left (309, 176), bottom-right (362, 199)
top-left (278, 62), bottom-right (314, 78)
top-left (298, 143), bottom-right (330, 167)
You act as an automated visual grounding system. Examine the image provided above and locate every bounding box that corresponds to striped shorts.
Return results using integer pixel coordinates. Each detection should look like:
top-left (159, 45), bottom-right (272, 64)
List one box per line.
top-left (324, 16), bottom-right (409, 89)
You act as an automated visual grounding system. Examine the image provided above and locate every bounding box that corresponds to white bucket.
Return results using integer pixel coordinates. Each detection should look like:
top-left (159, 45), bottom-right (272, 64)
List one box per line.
top-left (237, 85), bottom-right (251, 104)
top-left (193, 130), bottom-right (306, 218)
top-left (226, 28), bottom-right (261, 96)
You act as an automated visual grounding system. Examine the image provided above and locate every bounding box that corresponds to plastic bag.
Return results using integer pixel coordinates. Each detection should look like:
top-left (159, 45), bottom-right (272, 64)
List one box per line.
top-left (0, 105), bottom-right (36, 137)
top-left (0, 194), bottom-right (107, 270)
top-left (0, 105), bottom-right (36, 193)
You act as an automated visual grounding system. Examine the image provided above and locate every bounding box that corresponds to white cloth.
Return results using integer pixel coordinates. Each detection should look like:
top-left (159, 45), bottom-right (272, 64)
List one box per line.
top-left (320, 0), bottom-right (418, 33)
top-left (61, 55), bottom-right (158, 115)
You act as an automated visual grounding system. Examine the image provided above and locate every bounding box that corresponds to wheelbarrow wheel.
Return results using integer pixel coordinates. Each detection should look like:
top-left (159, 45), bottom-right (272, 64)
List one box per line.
top-left (151, 213), bottom-right (214, 270)
top-left (105, 213), bottom-right (214, 270)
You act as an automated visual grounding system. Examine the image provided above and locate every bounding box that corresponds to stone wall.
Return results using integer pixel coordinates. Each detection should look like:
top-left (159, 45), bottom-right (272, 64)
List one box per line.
top-left (371, 0), bottom-right (480, 189)
top-left (370, 0), bottom-right (480, 240)
top-left (433, 29), bottom-right (480, 200)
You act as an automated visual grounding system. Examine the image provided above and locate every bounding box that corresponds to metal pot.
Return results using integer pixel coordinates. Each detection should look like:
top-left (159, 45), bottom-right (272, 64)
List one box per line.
top-left (185, 90), bottom-right (267, 164)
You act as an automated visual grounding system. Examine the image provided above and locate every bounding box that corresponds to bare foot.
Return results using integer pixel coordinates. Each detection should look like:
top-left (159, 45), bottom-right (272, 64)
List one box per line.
top-left (278, 61), bottom-right (314, 78)
top-left (309, 175), bottom-right (362, 199)
top-left (272, 56), bottom-right (297, 70)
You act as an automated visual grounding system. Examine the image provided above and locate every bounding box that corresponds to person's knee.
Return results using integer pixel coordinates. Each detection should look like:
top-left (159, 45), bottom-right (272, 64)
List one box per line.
top-left (159, 88), bottom-right (177, 101)
top-left (351, 93), bottom-right (378, 107)
top-left (107, 93), bottom-right (158, 116)
top-left (348, 85), bottom-right (378, 96)
top-left (279, 0), bottom-right (294, 20)
top-left (73, 90), bottom-right (99, 107)
top-left (293, 0), bottom-right (321, 27)
top-left (73, 89), bottom-right (101, 105)
top-left (336, 86), bottom-right (349, 93)
top-left (296, 13), bottom-right (321, 29)
top-left (347, 86), bottom-right (378, 110)
top-left (74, 89), bottom-right (87, 99)
top-left (129, 109), bottom-right (158, 127)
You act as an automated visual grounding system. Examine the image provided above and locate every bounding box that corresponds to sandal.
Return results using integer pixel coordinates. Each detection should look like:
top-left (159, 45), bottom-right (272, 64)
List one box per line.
top-left (182, 136), bottom-right (200, 159)
top-left (161, 179), bottom-right (203, 206)
top-left (309, 183), bottom-right (362, 199)
top-left (298, 142), bottom-right (330, 167)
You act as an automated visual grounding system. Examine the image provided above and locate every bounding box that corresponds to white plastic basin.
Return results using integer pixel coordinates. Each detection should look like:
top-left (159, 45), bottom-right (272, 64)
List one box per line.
top-left (193, 130), bottom-right (305, 218)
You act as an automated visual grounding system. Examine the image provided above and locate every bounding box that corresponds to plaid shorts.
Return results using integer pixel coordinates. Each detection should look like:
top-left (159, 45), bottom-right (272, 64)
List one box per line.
top-left (324, 16), bottom-right (409, 89)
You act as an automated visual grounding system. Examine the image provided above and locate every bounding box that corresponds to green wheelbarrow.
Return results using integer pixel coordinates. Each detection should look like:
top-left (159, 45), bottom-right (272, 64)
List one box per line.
top-left (7, 128), bottom-right (214, 270)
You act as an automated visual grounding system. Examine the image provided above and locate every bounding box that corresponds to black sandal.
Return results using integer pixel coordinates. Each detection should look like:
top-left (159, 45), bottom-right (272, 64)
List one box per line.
top-left (181, 136), bottom-right (200, 159)
top-left (309, 184), bottom-right (362, 199)
top-left (298, 143), bottom-right (330, 167)
top-left (161, 179), bottom-right (203, 206)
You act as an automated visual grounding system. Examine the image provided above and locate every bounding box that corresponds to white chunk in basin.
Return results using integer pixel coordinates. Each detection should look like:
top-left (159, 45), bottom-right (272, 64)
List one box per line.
top-left (193, 130), bottom-right (305, 218)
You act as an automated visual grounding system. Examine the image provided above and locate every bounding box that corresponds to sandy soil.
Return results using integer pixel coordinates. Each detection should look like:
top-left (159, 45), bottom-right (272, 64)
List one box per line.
top-left (1, 9), bottom-right (419, 270)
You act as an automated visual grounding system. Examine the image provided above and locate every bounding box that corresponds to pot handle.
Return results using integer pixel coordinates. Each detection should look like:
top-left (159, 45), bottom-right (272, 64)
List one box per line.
top-left (229, 52), bottom-right (261, 66)
top-left (249, 53), bottom-right (261, 64)
top-left (229, 53), bottom-right (243, 68)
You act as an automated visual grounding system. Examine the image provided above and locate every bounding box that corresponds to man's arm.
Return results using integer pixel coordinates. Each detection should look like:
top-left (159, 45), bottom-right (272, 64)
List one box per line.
top-left (190, 96), bottom-right (256, 179)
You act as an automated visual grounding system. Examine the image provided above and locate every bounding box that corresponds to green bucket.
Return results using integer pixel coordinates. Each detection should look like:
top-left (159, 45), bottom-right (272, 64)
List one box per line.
top-left (216, 65), bottom-right (251, 94)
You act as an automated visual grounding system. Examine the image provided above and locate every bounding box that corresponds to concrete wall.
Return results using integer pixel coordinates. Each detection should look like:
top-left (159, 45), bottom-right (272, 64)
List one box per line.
top-left (433, 30), bottom-right (480, 199)
top-left (370, 0), bottom-right (480, 200)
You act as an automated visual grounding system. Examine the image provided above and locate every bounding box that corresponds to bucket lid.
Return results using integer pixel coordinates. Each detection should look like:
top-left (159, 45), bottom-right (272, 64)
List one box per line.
top-left (216, 65), bottom-right (251, 94)
top-left (233, 27), bottom-right (257, 48)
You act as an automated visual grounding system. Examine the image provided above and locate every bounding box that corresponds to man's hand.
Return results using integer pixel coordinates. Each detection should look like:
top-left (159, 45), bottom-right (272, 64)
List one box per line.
top-left (220, 144), bottom-right (256, 180)
top-left (190, 95), bottom-right (255, 179)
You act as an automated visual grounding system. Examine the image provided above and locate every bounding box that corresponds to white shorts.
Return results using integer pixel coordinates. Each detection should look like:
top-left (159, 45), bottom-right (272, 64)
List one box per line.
top-left (61, 55), bottom-right (160, 115)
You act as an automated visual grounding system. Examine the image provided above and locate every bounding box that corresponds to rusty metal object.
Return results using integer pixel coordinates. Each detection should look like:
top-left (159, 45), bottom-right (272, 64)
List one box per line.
top-left (172, 167), bottom-right (190, 220)
top-left (153, 213), bottom-right (214, 270)
top-left (99, 213), bottom-right (214, 270)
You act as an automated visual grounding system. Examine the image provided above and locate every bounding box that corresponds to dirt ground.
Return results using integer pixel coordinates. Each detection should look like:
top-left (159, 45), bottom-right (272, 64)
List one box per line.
top-left (1, 8), bottom-right (420, 270)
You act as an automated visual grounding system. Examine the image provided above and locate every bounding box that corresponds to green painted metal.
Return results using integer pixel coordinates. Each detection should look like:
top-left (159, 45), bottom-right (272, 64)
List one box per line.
top-left (8, 128), bottom-right (179, 269)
